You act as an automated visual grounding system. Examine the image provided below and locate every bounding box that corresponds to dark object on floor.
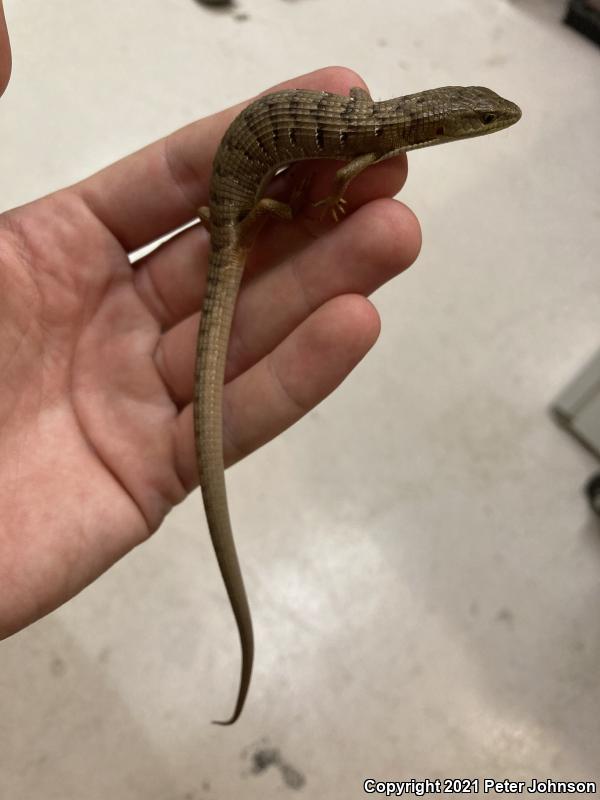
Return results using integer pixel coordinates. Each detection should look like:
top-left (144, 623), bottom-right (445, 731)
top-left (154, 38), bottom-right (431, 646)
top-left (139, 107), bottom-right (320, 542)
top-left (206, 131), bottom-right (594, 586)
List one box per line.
top-left (551, 349), bottom-right (600, 516)
top-left (564, 0), bottom-right (600, 46)
top-left (551, 347), bottom-right (600, 459)
top-left (195, 0), bottom-right (233, 7)
top-left (584, 473), bottom-right (600, 517)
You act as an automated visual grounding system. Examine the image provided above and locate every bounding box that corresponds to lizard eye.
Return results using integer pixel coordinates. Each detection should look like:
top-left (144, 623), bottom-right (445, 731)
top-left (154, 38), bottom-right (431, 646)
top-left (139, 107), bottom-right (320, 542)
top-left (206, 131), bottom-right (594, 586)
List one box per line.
top-left (482, 112), bottom-right (496, 125)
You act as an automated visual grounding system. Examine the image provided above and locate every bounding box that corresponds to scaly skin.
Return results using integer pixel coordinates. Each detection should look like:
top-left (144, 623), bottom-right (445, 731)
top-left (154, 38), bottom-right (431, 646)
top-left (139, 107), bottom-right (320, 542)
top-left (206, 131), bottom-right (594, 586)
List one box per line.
top-left (194, 85), bottom-right (521, 724)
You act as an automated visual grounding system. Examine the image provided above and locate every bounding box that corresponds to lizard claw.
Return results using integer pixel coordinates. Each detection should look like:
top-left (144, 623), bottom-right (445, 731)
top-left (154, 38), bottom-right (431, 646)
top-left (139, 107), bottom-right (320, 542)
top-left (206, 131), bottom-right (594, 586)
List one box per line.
top-left (198, 205), bottom-right (211, 231)
top-left (313, 195), bottom-right (347, 222)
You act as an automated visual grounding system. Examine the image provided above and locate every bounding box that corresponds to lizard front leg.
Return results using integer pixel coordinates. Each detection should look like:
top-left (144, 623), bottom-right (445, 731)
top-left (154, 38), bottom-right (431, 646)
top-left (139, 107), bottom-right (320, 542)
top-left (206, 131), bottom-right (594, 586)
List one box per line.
top-left (313, 152), bottom-right (380, 222)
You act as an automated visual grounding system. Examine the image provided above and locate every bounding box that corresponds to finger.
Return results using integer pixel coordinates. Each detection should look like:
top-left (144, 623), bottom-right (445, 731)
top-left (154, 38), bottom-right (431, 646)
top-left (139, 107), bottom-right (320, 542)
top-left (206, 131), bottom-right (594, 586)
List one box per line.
top-left (72, 66), bottom-right (370, 252)
top-left (132, 154), bottom-right (408, 331)
top-left (244, 154), bottom-right (408, 280)
top-left (156, 198), bottom-right (420, 407)
top-left (0, 0), bottom-right (11, 97)
top-left (231, 198), bottom-right (420, 379)
top-left (132, 221), bottom-right (208, 331)
top-left (174, 293), bottom-right (380, 488)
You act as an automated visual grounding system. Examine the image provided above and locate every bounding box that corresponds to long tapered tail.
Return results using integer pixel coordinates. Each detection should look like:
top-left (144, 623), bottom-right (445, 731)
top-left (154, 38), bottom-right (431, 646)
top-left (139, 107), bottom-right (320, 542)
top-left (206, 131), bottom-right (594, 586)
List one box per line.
top-left (194, 244), bottom-right (253, 725)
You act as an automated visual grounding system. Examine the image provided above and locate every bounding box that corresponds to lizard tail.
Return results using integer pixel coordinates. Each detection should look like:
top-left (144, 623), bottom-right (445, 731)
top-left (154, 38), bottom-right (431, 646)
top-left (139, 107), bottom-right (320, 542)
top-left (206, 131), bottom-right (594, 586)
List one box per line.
top-left (194, 244), bottom-right (253, 726)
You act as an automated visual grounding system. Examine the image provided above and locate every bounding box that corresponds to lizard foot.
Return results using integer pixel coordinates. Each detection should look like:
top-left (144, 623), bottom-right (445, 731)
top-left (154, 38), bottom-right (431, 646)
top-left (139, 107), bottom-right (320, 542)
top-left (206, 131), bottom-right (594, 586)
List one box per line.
top-left (313, 194), bottom-right (348, 222)
top-left (198, 205), bottom-right (211, 231)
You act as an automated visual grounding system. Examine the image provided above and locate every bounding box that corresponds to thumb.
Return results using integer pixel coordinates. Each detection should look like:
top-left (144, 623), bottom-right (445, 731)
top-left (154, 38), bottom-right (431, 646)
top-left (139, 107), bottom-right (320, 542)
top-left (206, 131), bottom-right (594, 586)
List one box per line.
top-left (0, 1), bottom-right (12, 98)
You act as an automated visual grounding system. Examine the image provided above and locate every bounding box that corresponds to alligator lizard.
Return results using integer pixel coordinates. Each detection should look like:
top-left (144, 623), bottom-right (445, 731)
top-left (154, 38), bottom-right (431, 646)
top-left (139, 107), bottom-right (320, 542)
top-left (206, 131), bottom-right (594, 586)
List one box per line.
top-left (194, 85), bottom-right (521, 725)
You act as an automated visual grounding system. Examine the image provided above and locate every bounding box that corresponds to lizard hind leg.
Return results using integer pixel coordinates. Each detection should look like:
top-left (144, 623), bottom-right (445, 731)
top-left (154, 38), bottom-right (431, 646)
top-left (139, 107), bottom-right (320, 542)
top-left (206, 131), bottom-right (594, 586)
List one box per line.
top-left (237, 197), bottom-right (294, 246)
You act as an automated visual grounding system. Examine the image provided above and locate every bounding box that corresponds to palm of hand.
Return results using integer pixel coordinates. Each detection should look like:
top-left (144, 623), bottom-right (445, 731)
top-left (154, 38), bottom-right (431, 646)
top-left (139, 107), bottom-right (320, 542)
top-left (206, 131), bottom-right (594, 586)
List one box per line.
top-left (0, 191), bottom-right (184, 635)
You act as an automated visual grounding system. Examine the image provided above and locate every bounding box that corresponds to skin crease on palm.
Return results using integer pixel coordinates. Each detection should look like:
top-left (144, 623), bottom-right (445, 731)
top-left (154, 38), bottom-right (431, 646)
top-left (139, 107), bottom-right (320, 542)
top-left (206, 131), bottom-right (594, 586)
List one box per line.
top-left (0, 5), bottom-right (421, 640)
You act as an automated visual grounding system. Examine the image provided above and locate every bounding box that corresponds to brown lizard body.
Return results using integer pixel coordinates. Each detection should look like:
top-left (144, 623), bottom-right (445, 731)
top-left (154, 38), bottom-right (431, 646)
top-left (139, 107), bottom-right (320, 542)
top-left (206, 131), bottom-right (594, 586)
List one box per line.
top-left (194, 85), bottom-right (521, 724)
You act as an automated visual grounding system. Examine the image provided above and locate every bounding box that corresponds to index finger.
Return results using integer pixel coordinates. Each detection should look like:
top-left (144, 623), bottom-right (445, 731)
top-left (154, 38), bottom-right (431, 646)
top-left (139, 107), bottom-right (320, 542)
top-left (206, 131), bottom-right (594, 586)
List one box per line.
top-left (72, 67), bottom-right (369, 252)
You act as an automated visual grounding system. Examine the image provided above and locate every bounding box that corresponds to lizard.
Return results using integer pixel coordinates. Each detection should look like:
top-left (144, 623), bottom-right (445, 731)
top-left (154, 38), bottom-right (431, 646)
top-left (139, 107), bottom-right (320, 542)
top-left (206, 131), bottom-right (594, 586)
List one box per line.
top-left (194, 84), bottom-right (521, 725)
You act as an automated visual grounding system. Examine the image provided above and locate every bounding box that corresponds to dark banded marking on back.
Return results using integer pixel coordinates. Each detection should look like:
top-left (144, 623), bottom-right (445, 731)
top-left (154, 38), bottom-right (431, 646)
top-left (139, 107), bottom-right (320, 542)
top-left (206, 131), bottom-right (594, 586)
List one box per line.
top-left (243, 112), bottom-right (270, 159)
top-left (315, 125), bottom-right (325, 150)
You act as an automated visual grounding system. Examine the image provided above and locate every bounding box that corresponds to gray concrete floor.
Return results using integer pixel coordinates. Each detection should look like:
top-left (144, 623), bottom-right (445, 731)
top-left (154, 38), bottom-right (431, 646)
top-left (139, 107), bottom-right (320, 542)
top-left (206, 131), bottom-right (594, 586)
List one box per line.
top-left (1, 0), bottom-right (599, 797)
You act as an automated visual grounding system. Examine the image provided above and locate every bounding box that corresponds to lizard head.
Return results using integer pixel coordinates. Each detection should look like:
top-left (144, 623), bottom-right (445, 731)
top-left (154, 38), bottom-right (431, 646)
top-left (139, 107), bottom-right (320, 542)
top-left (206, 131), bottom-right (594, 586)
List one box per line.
top-left (436, 86), bottom-right (522, 139)
top-left (389, 86), bottom-right (521, 151)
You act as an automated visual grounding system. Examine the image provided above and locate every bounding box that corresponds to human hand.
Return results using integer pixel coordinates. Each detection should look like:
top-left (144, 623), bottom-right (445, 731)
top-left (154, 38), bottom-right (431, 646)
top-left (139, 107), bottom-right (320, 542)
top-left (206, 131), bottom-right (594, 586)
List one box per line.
top-left (0, 67), bottom-right (420, 638)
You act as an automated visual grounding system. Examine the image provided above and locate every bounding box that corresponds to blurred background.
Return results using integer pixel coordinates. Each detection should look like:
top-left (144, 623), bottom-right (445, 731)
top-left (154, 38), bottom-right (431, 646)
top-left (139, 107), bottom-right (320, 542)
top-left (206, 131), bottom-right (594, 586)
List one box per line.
top-left (0, 0), bottom-right (599, 797)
